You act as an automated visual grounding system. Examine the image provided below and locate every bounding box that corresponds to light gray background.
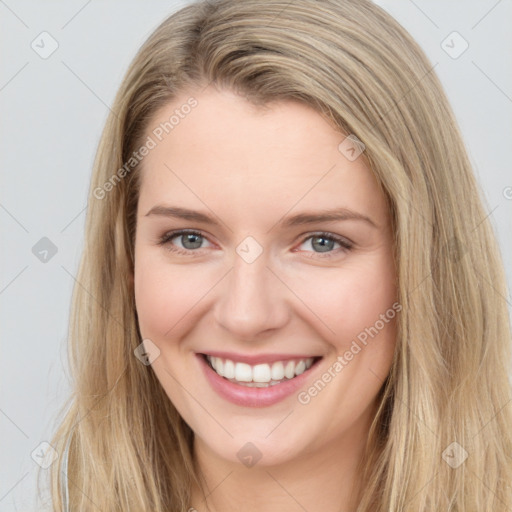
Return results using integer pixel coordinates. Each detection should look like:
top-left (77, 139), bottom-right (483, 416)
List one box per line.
top-left (1, 1), bottom-right (511, 510)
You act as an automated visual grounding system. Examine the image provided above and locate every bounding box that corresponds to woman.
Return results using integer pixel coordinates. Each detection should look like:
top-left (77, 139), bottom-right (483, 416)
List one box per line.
top-left (46, 0), bottom-right (512, 510)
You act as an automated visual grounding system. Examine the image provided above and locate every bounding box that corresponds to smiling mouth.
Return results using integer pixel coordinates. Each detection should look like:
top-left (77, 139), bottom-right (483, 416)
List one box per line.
top-left (201, 354), bottom-right (322, 388)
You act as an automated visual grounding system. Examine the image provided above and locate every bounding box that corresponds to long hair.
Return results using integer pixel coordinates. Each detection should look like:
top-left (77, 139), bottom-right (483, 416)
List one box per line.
top-left (44, 0), bottom-right (512, 509)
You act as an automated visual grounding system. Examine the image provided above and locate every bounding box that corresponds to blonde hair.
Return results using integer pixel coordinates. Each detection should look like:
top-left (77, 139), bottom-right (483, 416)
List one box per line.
top-left (44, 0), bottom-right (512, 510)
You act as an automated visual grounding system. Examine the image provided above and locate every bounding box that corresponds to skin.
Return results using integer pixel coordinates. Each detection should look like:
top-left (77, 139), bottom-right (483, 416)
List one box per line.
top-left (133, 85), bottom-right (398, 512)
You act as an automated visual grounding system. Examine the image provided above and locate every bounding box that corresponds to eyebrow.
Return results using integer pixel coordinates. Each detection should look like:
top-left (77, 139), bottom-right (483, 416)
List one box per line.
top-left (145, 205), bottom-right (378, 229)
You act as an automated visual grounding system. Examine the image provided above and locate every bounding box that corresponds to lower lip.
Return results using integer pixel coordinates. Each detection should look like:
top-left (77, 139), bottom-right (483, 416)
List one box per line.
top-left (197, 354), bottom-right (322, 408)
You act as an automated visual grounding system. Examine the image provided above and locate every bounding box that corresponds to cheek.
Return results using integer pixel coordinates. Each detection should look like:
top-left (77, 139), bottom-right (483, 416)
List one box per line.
top-left (134, 254), bottom-right (194, 338)
top-left (292, 255), bottom-right (397, 348)
top-left (134, 251), bottom-right (222, 340)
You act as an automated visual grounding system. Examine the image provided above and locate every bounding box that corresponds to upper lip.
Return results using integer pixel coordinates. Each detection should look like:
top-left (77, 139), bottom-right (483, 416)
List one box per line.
top-left (199, 351), bottom-right (322, 365)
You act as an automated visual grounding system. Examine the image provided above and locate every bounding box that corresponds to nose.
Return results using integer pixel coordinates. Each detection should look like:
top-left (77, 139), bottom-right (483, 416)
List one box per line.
top-left (213, 247), bottom-right (290, 341)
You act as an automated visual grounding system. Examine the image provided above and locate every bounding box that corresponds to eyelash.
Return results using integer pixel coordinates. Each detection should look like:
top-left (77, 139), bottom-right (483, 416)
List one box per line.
top-left (157, 229), bottom-right (353, 259)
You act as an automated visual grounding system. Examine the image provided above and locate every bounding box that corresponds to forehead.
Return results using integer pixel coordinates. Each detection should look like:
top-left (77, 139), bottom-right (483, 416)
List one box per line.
top-left (136, 86), bottom-right (388, 226)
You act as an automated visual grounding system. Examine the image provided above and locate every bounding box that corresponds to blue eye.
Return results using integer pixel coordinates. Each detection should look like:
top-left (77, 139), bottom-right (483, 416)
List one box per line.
top-left (158, 230), bottom-right (210, 255)
top-left (157, 230), bottom-right (353, 258)
top-left (295, 232), bottom-right (353, 259)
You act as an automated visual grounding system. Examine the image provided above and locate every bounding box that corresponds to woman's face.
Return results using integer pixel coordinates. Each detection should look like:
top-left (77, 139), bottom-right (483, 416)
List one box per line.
top-left (134, 86), bottom-right (398, 467)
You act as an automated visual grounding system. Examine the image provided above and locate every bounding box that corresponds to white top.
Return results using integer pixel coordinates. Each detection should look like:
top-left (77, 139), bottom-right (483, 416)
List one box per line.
top-left (60, 435), bottom-right (71, 512)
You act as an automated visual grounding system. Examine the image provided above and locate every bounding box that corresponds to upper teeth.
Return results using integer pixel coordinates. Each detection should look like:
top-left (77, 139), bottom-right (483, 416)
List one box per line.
top-left (206, 355), bottom-right (315, 384)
